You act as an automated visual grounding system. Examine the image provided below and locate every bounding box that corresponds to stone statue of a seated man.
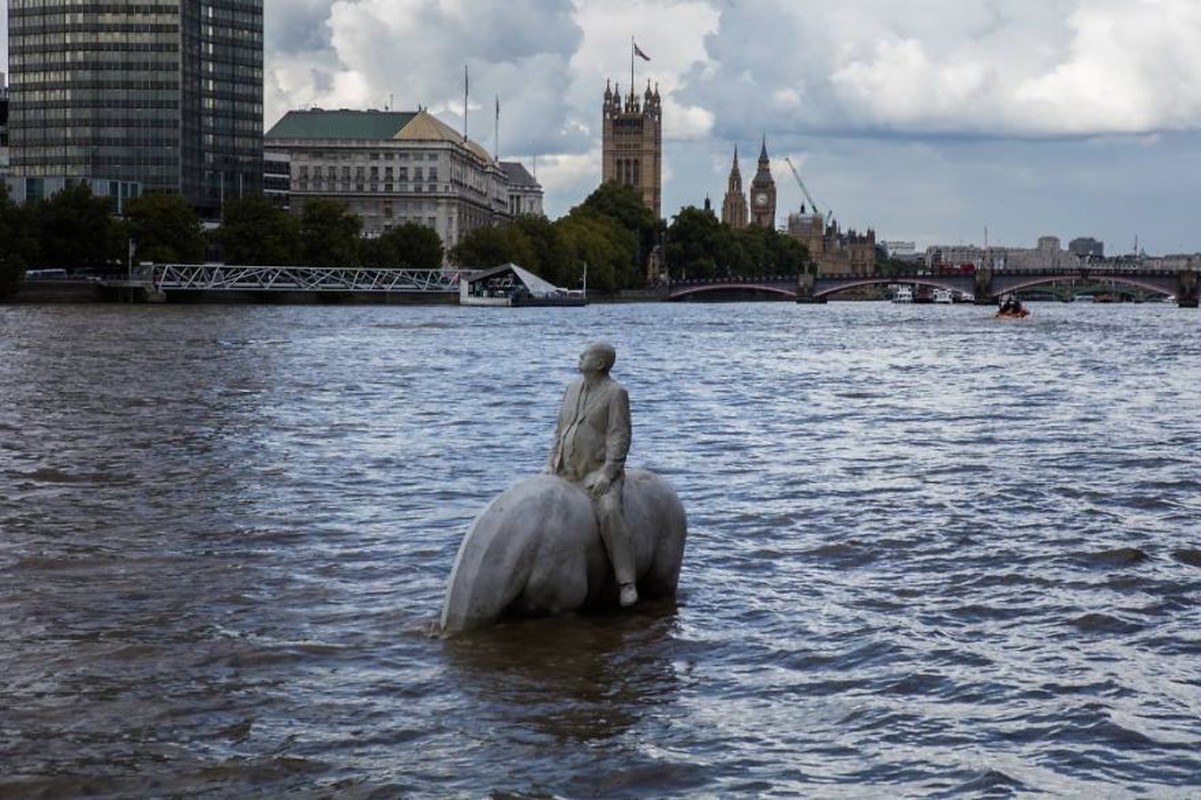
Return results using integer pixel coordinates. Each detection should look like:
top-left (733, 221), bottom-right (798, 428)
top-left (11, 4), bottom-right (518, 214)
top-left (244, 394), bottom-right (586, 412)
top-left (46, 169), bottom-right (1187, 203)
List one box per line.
top-left (546, 342), bottom-right (638, 607)
top-left (440, 342), bottom-right (687, 633)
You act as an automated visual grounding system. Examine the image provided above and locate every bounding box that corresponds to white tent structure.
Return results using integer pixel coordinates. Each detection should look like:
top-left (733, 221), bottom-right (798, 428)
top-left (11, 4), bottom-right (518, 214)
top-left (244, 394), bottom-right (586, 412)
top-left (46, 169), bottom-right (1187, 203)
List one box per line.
top-left (459, 263), bottom-right (586, 307)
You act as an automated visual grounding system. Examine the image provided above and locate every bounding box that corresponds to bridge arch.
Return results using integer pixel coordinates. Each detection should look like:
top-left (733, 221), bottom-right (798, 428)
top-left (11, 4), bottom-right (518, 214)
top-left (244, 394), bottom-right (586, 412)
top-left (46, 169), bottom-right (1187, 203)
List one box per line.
top-left (811, 275), bottom-right (976, 301)
top-left (667, 281), bottom-right (798, 301)
top-left (991, 274), bottom-right (1176, 301)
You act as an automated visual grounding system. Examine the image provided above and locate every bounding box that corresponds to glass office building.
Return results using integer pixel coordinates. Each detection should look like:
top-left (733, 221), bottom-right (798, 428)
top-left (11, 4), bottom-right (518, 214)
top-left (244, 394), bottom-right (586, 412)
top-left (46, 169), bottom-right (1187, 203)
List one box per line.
top-left (6, 1), bottom-right (263, 217)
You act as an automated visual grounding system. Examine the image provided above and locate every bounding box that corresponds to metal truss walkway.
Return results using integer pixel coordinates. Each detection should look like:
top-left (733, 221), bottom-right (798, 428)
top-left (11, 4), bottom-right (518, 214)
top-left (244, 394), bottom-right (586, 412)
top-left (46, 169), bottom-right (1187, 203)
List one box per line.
top-left (152, 264), bottom-right (460, 294)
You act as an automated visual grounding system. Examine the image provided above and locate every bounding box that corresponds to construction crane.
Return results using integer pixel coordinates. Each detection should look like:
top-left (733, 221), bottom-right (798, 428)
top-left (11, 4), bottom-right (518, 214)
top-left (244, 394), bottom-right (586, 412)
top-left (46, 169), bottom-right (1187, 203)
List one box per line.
top-left (784, 156), bottom-right (828, 220)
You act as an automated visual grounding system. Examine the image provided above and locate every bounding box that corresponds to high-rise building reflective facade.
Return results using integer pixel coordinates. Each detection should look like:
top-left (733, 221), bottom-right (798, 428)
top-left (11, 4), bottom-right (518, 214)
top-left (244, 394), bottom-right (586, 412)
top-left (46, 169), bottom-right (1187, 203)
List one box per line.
top-left (7, 0), bottom-right (263, 217)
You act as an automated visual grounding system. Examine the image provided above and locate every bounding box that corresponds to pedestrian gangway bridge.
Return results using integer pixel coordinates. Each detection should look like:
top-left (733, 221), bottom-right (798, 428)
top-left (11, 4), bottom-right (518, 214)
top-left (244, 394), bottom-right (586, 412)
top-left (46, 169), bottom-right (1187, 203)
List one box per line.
top-left (150, 264), bottom-right (461, 294)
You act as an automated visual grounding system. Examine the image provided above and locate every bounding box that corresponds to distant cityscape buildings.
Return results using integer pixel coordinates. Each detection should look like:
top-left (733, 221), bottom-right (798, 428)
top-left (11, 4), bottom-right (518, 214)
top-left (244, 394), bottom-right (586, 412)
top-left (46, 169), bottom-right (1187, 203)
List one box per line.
top-left (601, 79), bottom-right (662, 220)
top-left (0, 72), bottom-right (9, 175)
top-left (5, 0), bottom-right (264, 217)
top-left (719, 139), bottom-right (777, 229)
top-left (264, 108), bottom-right (543, 248)
top-left (788, 212), bottom-right (877, 276)
top-left (0, 7), bottom-right (1191, 278)
top-left (748, 138), bottom-right (777, 230)
top-left (920, 235), bottom-right (1196, 271)
top-left (715, 135), bottom-right (876, 276)
top-left (1069, 237), bottom-right (1105, 259)
top-left (3, 1), bottom-right (543, 257)
top-left (719, 146), bottom-right (747, 228)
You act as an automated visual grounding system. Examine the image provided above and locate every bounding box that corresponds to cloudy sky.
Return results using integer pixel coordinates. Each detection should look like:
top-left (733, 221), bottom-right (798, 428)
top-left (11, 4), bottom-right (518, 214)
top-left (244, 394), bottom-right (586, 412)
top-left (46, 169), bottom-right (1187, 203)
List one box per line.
top-left (5, 0), bottom-right (1201, 254)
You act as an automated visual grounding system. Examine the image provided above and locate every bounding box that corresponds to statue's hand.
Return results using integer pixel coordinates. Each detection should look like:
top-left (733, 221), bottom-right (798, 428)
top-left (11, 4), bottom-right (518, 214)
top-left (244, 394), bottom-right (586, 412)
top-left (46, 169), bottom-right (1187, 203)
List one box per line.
top-left (583, 471), bottom-right (611, 498)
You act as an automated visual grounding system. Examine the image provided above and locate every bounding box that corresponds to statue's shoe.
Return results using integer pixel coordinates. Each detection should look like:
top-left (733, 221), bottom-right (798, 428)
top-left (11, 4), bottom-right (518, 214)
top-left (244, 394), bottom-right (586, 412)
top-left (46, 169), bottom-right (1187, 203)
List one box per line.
top-left (619, 583), bottom-right (639, 607)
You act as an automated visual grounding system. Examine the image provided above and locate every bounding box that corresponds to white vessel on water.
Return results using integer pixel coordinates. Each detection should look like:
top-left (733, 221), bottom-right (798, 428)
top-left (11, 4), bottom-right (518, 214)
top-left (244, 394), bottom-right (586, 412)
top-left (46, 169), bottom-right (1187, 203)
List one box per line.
top-left (933, 288), bottom-right (954, 304)
top-left (891, 285), bottom-right (913, 303)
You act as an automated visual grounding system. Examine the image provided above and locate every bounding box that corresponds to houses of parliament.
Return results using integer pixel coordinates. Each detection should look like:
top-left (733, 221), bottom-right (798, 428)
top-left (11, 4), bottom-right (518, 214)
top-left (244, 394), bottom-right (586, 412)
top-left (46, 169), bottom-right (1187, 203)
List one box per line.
top-left (600, 78), bottom-right (875, 277)
top-left (715, 139), bottom-right (876, 277)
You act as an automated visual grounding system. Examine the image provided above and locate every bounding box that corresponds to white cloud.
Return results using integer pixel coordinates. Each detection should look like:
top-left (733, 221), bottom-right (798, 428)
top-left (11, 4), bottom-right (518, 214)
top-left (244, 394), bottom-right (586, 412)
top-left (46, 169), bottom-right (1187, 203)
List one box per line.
top-left (7, 1), bottom-right (1201, 250)
top-left (1011, 2), bottom-right (1201, 134)
top-left (685, 0), bottom-right (1201, 138)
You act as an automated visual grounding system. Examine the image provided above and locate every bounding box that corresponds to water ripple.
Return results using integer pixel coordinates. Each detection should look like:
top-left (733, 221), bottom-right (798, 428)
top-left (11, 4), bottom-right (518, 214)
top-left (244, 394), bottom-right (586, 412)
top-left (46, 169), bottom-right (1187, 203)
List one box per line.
top-left (2, 301), bottom-right (1199, 797)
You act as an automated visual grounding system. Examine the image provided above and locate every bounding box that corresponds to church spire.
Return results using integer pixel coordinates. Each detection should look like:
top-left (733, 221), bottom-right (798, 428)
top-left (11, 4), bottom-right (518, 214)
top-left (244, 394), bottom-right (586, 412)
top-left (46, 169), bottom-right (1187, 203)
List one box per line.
top-left (721, 144), bottom-right (748, 228)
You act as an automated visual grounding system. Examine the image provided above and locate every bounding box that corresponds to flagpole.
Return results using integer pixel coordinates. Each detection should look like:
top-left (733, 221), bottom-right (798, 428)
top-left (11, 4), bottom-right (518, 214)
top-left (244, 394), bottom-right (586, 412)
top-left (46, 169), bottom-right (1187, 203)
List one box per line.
top-left (463, 64), bottom-right (469, 142)
top-left (630, 37), bottom-right (635, 100)
top-left (494, 94), bottom-right (500, 161)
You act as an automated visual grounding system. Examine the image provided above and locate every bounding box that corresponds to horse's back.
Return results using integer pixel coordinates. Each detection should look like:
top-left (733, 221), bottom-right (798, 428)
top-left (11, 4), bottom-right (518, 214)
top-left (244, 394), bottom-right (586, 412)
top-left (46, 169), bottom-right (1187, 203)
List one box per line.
top-left (440, 470), bottom-right (686, 633)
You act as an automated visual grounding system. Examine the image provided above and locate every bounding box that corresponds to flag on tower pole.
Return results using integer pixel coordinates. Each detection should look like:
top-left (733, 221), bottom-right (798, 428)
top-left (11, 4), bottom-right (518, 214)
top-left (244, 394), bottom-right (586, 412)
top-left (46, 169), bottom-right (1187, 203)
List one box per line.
top-left (631, 38), bottom-right (651, 98)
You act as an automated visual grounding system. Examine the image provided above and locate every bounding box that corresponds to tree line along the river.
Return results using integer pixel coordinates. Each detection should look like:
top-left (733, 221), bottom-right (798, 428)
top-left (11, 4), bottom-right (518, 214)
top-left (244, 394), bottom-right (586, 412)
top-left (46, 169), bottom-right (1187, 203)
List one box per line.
top-left (0, 180), bottom-right (816, 301)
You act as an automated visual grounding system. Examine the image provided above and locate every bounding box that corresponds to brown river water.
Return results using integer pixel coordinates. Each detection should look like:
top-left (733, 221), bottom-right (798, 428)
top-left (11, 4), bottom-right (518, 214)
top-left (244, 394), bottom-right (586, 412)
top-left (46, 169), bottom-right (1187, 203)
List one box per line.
top-left (1, 301), bottom-right (1199, 798)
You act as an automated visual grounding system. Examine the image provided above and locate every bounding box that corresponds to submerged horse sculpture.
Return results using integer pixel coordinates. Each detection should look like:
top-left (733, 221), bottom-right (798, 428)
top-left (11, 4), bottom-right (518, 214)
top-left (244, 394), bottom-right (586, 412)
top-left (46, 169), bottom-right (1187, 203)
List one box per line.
top-left (440, 469), bottom-right (687, 633)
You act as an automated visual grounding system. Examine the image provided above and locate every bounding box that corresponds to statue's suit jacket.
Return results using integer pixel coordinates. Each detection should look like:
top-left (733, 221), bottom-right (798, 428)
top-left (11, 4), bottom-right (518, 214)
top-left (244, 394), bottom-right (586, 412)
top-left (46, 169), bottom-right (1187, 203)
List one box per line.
top-left (548, 375), bottom-right (631, 484)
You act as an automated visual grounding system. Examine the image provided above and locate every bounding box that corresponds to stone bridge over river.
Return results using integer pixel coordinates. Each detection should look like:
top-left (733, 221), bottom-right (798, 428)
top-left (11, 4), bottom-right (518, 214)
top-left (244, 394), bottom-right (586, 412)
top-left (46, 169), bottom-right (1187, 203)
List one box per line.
top-left (665, 267), bottom-right (1200, 308)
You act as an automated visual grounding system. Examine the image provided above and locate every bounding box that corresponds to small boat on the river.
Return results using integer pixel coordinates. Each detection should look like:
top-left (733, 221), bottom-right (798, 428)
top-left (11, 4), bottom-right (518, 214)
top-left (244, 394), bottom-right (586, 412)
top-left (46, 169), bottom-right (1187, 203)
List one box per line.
top-left (995, 295), bottom-right (1029, 319)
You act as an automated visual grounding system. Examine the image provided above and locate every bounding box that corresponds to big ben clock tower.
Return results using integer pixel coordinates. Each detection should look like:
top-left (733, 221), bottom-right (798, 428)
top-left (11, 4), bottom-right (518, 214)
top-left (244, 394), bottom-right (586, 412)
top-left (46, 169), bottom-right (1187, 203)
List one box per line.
top-left (749, 135), bottom-right (777, 228)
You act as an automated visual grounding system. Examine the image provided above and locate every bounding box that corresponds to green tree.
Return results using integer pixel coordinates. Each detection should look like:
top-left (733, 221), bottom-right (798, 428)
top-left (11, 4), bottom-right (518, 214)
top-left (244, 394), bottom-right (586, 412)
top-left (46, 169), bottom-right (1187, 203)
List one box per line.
top-left (0, 184), bottom-right (39, 299)
top-left (566, 182), bottom-right (660, 288)
top-left (665, 205), bottom-right (725, 280)
top-left (361, 222), bottom-right (444, 268)
top-left (577, 181), bottom-right (660, 244)
top-left (217, 195), bottom-right (300, 265)
top-left (725, 224), bottom-right (809, 277)
top-left (30, 183), bottom-right (116, 271)
top-left (299, 198), bottom-right (363, 266)
top-left (556, 210), bottom-right (637, 292)
top-left (451, 223), bottom-right (536, 269)
top-left (511, 214), bottom-right (576, 287)
top-left (727, 225), bottom-right (772, 276)
top-left (123, 192), bottom-right (206, 263)
top-left (769, 229), bottom-right (810, 275)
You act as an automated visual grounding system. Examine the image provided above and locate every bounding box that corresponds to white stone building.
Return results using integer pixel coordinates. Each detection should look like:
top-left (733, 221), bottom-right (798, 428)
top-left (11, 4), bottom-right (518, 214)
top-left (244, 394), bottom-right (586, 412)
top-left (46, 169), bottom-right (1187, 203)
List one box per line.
top-left (264, 108), bottom-right (543, 253)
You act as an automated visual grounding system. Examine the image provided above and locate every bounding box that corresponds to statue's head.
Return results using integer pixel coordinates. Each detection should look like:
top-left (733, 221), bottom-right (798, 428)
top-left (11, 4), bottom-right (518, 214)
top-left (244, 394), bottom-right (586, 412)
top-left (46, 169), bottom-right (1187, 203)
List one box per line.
top-left (579, 342), bottom-right (617, 374)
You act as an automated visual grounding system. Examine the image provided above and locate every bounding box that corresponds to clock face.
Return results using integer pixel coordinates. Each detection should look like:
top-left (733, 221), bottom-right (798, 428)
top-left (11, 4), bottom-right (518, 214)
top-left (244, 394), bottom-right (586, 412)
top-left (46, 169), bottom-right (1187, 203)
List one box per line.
top-left (754, 192), bottom-right (769, 206)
